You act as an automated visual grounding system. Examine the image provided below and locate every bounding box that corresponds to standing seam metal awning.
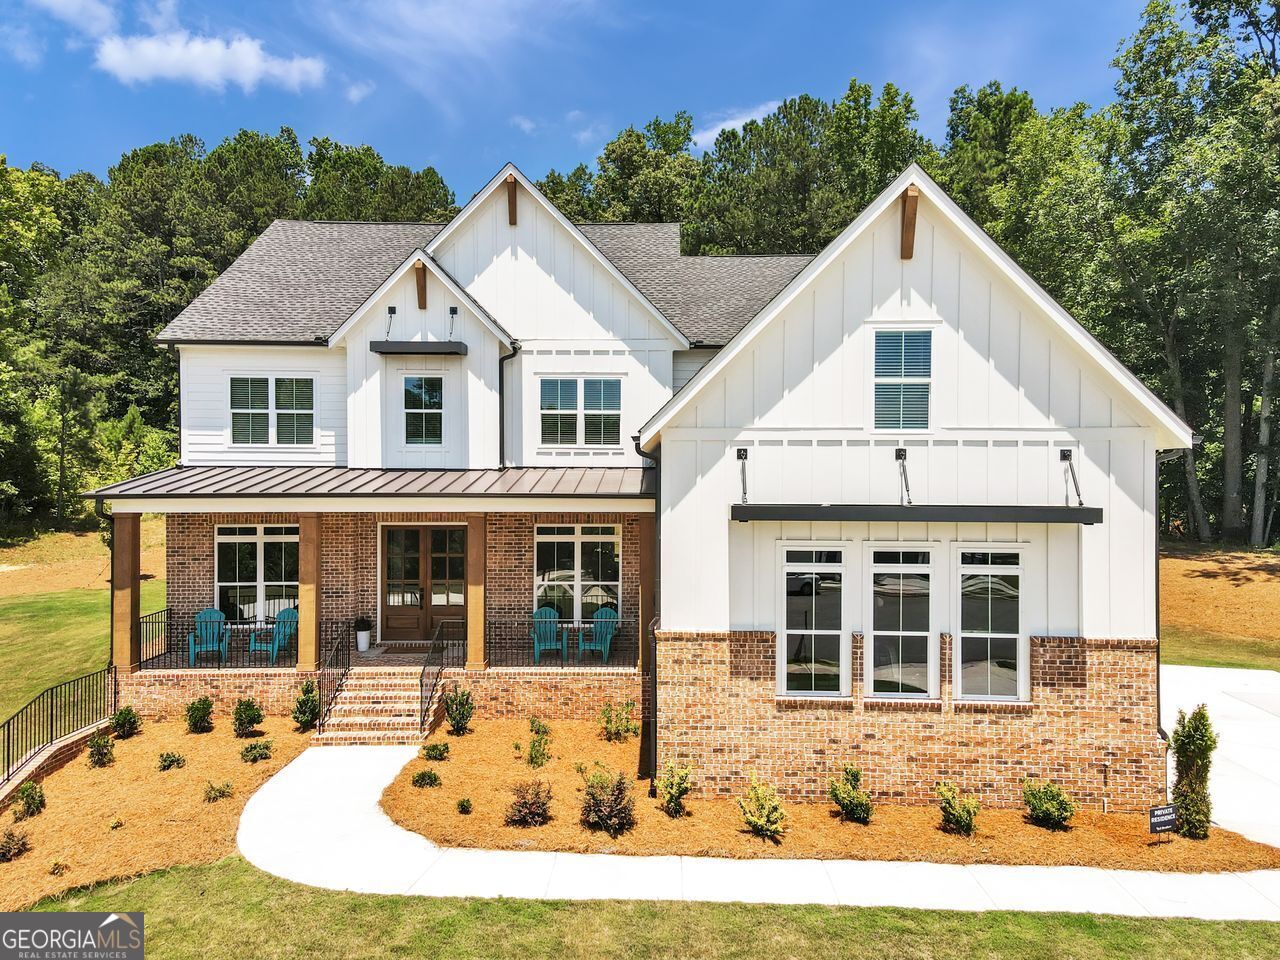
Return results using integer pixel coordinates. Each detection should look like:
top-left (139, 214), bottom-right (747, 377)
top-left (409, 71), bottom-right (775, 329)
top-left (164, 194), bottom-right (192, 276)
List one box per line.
top-left (730, 503), bottom-right (1103, 524)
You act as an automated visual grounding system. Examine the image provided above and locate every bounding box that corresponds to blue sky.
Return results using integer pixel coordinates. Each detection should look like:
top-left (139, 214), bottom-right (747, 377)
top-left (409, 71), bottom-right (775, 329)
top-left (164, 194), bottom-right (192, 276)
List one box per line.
top-left (1, 0), bottom-right (1144, 197)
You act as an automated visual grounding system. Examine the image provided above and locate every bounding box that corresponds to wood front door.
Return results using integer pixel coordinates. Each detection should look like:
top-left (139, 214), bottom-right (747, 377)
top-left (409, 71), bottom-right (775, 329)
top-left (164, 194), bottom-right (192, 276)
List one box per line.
top-left (381, 526), bottom-right (467, 643)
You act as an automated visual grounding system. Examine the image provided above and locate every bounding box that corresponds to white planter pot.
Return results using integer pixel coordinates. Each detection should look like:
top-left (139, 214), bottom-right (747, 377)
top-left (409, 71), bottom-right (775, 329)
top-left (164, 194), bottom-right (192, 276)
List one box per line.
top-left (356, 629), bottom-right (371, 653)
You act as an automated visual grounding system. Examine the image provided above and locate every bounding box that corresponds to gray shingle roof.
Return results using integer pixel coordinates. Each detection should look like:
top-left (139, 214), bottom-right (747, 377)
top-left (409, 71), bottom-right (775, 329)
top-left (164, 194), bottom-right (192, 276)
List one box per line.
top-left (157, 219), bottom-right (813, 347)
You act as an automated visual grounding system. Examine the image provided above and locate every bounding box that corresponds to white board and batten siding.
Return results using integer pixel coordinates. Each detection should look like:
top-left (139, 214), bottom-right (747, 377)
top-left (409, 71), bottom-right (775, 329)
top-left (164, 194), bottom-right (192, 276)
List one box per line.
top-left (659, 195), bottom-right (1160, 641)
top-left (179, 345), bottom-right (347, 466)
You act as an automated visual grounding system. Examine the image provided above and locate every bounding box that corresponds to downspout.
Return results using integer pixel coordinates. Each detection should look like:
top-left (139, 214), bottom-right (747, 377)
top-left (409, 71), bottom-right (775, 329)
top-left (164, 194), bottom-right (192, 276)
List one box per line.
top-left (497, 342), bottom-right (521, 468)
top-left (634, 434), bottom-right (660, 788)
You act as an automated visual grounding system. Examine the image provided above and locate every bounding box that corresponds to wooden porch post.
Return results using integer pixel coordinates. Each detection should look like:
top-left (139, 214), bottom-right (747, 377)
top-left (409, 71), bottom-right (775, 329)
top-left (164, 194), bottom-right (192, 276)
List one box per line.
top-left (111, 512), bottom-right (142, 674)
top-left (297, 513), bottom-right (321, 672)
top-left (465, 514), bottom-right (487, 671)
top-left (638, 512), bottom-right (656, 674)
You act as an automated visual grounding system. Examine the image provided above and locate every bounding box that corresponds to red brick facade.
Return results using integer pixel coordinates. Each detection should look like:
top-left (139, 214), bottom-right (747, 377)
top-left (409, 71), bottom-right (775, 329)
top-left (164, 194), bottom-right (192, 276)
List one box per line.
top-left (655, 630), bottom-right (1164, 812)
top-left (115, 669), bottom-right (313, 718)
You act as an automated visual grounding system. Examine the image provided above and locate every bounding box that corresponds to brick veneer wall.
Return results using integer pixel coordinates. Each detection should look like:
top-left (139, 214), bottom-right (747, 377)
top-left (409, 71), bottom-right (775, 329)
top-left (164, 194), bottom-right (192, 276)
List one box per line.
top-left (441, 667), bottom-right (645, 720)
top-left (115, 669), bottom-right (313, 718)
top-left (655, 630), bottom-right (1164, 812)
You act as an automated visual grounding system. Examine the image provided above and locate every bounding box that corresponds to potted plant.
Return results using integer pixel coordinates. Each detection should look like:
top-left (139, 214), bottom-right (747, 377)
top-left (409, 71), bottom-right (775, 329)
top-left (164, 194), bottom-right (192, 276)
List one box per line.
top-left (354, 616), bottom-right (373, 652)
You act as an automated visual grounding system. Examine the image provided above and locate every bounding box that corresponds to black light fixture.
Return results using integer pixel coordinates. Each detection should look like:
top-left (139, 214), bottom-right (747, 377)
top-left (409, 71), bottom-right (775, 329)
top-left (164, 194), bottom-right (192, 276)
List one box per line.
top-left (737, 447), bottom-right (749, 505)
top-left (1060, 449), bottom-right (1084, 506)
top-left (896, 447), bottom-right (913, 505)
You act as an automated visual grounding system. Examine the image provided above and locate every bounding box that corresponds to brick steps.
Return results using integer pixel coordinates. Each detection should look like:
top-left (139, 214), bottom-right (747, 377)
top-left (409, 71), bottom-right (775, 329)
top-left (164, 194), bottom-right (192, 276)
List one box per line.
top-left (314, 669), bottom-right (429, 747)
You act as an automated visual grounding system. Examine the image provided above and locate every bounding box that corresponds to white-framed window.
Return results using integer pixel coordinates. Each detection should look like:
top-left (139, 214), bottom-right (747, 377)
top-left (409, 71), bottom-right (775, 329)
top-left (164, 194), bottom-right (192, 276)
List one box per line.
top-left (230, 376), bottom-right (314, 445)
top-left (867, 547), bottom-right (934, 697)
top-left (955, 548), bottom-right (1026, 700)
top-left (533, 524), bottom-right (620, 620)
top-left (778, 545), bottom-right (848, 696)
top-left (214, 525), bottom-right (299, 621)
top-left (873, 329), bottom-right (931, 430)
top-left (539, 377), bottom-right (621, 446)
top-left (404, 375), bottom-right (444, 445)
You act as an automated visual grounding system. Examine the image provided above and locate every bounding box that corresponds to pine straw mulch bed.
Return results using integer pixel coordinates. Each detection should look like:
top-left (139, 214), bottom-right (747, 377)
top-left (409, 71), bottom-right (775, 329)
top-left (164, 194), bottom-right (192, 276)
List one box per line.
top-left (382, 719), bottom-right (1280, 874)
top-left (0, 717), bottom-right (308, 909)
top-left (1160, 543), bottom-right (1280, 643)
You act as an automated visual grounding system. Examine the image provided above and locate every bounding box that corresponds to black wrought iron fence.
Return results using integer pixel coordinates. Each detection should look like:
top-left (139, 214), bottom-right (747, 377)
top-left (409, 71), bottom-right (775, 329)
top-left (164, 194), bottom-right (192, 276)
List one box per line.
top-left (1, 668), bottom-right (114, 785)
top-left (486, 617), bottom-right (639, 668)
top-left (419, 619), bottom-right (466, 733)
top-left (138, 608), bottom-right (300, 669)
top-left (317, 619), bottom-right (352, 733)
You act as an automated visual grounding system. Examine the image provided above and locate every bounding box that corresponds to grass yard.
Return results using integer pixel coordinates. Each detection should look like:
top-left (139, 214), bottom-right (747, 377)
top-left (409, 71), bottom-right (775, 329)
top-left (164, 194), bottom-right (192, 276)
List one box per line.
top-left (34, 856), bottom-right (1280, 960)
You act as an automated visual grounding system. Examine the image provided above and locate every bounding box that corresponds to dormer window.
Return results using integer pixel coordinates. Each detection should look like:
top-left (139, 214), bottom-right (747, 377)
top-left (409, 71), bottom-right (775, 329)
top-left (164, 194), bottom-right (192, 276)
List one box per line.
top-left (230, 376), bottom-right (313, 445)
top-left (873, 330), bottom-right (931, 431)
top-left (540, 376), bottom-right (621, 447)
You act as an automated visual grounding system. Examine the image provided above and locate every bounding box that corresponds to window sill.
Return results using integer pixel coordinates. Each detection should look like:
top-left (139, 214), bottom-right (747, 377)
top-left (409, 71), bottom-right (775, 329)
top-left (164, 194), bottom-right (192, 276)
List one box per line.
top-left (536, 447), bottom-right (625, 454)
top-left (952, 699), bottom-right (1034, 714)
top-left (862, 697), bottom-right (943, 712)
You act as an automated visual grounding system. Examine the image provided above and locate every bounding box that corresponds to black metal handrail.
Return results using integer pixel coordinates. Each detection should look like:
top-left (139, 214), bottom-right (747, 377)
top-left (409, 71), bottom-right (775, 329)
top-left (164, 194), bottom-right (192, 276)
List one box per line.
top-left (316, 619), bottom-right (352, 733)
top-left (1, 668), bottom-right (114, 785)
top-left (138, 608), bottom-right (301, 669)
top-left (485, 617), bottom-right (639, 668)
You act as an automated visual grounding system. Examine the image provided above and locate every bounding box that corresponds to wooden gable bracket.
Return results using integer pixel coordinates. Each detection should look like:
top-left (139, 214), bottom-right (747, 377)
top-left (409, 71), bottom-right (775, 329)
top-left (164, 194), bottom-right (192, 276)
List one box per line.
top-left (413, 260), bottom-right (427, 309)
top-left (506, 173), bottom-right (518, 226)
top-left (900, 184), bottom-right (919, 260)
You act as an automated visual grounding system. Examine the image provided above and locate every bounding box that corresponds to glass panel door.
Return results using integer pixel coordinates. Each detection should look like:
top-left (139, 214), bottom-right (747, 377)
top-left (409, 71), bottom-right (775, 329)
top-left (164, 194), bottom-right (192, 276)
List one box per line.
top-left (382, 527), bottom-right (427, 642)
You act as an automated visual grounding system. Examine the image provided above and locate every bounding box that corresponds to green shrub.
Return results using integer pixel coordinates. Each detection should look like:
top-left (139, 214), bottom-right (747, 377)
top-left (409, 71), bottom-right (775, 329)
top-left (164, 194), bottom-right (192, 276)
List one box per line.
top-left (579, 764), bottom-right (636, 837)
top-left (203, 781), bottom-right (234, 803)
top-left (828, 765), bottom-right (873, 824)
top-left (1171, 704), bottom-right (1218, 840)
top-left (412, 769), bottom-right (441, 789)
top-left (936, 781), bottom-right (981, 836)
top-left (185, 696), bottom-right (214, 734)
top-left (422, 742), bottom-right (449, 762)
top-left (1022, 779), bottom-right (1075, 830)
top-left (0, 829), bottom-right (30, 862)
top-left (656, 760), bottom-right (693, 818)
top-left (12, 782), bottom-right (45, 822)
top-left (240, 740), bottom-right (273, 764)
top-left (457, 798), bottom-right (472, 815)
top-left (157, 752), bottom-right (186, 772)
top-left (528, 716), bottom-right (551, 737)
top-left (110, 706), bottom-right (141, 739)
top-left (86, 733), bottom-right (114, 768)
top-left (526, 733), bottom-right (551, 768)
top-left (292, 680), bottom-right (320, 731)
top-left (505, 780), bottom-right (552, 827)
top-left (737, 774), bottom-right (786, 840)
top-left (442, 688), bottom-right (474, 735)
top-left (599, 701), bottom-right (640, 742)
top-left (232, 698), bottom-right (264, 739)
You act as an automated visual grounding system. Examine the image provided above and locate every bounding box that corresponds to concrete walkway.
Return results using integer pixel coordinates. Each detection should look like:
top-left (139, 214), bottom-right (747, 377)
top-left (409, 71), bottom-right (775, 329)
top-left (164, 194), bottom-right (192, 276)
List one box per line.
top-left (238, 666), bottom-right (1280, 920)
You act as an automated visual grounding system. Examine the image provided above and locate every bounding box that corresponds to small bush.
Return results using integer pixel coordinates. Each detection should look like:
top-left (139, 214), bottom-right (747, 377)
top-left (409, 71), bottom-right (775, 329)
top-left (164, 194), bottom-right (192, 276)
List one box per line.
top-left (240, 740), bottom-right (273, 764)
top-left (86, 733), bottom-right (114, 768)
top-left (232, 698), bottom-right (264, 739)
top-left (185, 696), bottom-right (214, 734)
top-left (936, 781), bottom-right (981, 836)
top-left (828, 765), bottom-right (873, 824)
top-left (0, 829), bottom-right (30, 862)
top-left (110, 706), bottom-right (141, 739)
top-left (457, 798), bottom-right (472, 815)
top-left (599, 701), bottom-right (641, 742)
top-left (422, 742), bottom-right (449, 762)
top-left (738, 774), bottom-right (786, 840)
top-left (157, 752), bottom-right (186, 772)
top-left (203, 781), bottom-right (234, 803)
top-left (579, 764), bottom-right (636, 837)
top-left (49, 860), bottom-right (68, 876)
top-left (505, 780), bottom-right (552, 827)
top-left (1171, 704), bottom-right (1218, 840)
top-left (109, 818), bottom-right (124, 831)
top-left (12, 782), bottom-right (45, 822)
top-left (1022, 779), bottom-right (1075, 830)
top-left (412, 769), bottom-right (441, 789)
top-left (528, 716), bottom-right (551, 737)
top-left (526, 733), bottom-right (551, 768)
top-left (292, 680), bottom-right (320, 732)
top-left (656, 760), bottom-right (693, 818)
top-left (442, 688), bottom-right (474, 735)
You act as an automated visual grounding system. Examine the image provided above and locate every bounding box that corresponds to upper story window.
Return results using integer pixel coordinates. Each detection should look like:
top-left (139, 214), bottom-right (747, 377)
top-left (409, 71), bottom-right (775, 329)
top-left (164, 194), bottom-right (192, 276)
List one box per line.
top-left (540, 377), bottom-right (621, 447)
top-left (874, 330), bottom-right (931, 430)
top-left (230, 377), bottom-right (313, 445)
top-left (404, 375), bottom-right (443, 445)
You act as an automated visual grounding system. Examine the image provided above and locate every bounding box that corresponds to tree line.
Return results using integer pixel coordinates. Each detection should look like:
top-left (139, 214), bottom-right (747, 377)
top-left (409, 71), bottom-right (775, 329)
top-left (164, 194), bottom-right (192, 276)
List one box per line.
top-left (0, 0), bottom-right (1275, 544)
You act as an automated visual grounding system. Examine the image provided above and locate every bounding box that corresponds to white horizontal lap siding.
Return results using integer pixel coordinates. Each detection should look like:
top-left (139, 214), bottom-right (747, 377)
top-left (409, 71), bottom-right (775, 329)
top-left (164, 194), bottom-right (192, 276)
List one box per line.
top-left (673, 348), bottom-right (718, 391)
top-left (659, 196), bottom-right (1159, 636)
top-left (179, 345), bottom-right (346, 466)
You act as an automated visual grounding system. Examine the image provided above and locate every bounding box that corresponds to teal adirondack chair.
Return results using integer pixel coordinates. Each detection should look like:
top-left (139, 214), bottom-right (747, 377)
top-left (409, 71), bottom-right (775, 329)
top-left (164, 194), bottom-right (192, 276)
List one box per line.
top-left (187, 607), bottom-right (228, 666)
top-left (530, 606), bottom-right (564, 664)
top-left (249, 608), bottom-right (297, 665)
top-left (578, 607), bottom-right (619, 663)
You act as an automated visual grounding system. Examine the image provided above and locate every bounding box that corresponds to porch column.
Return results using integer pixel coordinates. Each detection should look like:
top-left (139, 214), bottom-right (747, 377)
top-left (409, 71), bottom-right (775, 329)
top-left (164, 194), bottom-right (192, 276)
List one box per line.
top-left (465, 514), bottom-right (487, 671)
top-left (638, 512), bottom-right (656, 674)
top-left (110, 512), bottom-right (142, 674)
top-left (297, 513), bottom-right (321, 672)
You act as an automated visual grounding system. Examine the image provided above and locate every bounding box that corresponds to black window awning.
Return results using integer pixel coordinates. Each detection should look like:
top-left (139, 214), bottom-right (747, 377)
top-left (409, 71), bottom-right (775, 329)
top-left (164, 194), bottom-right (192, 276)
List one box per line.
top-left (730, 503), bottom-right (1103, 525)
top-left (369, 340), bottom-right (468, 356)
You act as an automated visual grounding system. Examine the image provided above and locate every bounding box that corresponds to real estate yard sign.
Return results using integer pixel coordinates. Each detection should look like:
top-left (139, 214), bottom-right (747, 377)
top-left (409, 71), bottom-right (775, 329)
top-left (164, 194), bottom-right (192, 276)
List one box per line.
top-left (1149, 804), bottom-right (1177, 834)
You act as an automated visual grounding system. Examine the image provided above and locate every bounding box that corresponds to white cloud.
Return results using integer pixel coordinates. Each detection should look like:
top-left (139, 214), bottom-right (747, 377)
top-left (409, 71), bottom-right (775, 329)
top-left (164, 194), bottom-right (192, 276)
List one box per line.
top-left (0, 23), bottom-right (44, 66)
top-left (27, 0), bottom-right (118, 37)
top-left (94, 30), bottom-right (326, 92)
top-left (346, 79), bottom-right (375, 103)
top-left (510, 114), bottom-right (536, 134)
top-left (573, 121), bottom-right (607, 146)
top-left (137, 0), bottom-right (179, 33)
top-left (692, 99), bottom-right (782, 151)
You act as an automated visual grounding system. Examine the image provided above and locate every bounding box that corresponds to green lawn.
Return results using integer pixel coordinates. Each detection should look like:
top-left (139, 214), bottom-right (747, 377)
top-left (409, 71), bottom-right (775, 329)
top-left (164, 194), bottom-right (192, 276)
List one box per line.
top-left (32, 857), bottom-right (1280, 960)
top-left (1161, 624), bottom-right (1280, 672)
top-left (0, 580), bottom-right (165, 718)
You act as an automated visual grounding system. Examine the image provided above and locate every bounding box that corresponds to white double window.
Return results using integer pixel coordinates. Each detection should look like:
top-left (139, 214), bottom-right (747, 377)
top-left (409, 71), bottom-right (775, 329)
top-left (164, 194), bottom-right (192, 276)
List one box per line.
top-left (214, 525), bottom-right (299, 621)
top-left (229, 376), bottom-right (314, 445)
top-left (533, 525), bottom-right (621, 620)
top-left (539, 377), bottom-right (621, 446)
top-left (777, 545), bottom-right (849, 696)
